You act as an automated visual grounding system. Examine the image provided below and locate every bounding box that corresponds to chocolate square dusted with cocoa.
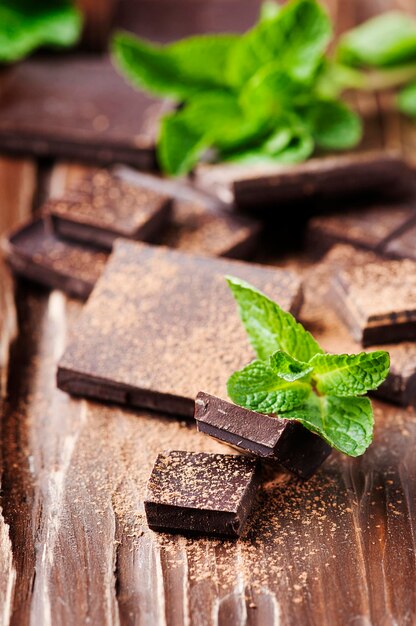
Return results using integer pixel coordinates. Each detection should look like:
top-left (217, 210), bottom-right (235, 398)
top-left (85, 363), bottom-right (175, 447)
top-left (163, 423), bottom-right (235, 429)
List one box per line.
top-left (3, 219), bottom-right (108, 300)
top-left (308, 202), bottom-right (416, 257)
top-left (194, 392), bottom-right (331, 479)
top-left (318, 245), bottom-right (416, 406)
top-left (331, 259), bottom-right (416, 346)
top-left (47, 170), bottom-right (172, 250)
top-left (0, 57), bottom-right (165, 167)
top-left (157, 200), bottom-right (260, 259)
top-left (144, 451), bottom-right (260, 537)
top-left (57, 240), bottom-right (303, 416)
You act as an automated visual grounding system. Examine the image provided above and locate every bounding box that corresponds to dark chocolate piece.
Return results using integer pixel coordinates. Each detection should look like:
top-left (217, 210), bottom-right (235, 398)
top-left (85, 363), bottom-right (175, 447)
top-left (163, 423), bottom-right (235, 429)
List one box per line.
top-left (317, 245), bottom-right (416, 406)
top-left (0, 57), bottom-right (167, 167)
top-left (383, 222), bottom-right (416, 261)
top-left (144, 451), bottom-right (260, 537)
top-left (331, 259), bottom-right (416, 346)
top-left (47, 170), bottom-right (172, 250)
top-left (57, 240), bottom-right (303, 416)
top-left (158, 200), bottom-right (261, 259)
top-left (3, 219), bottom-right (108, 300)
top-left (195, 152), bottom-right (409, 208)
top-left (194, 392), bottom-right (331, 479)
top-left (307, 202), bottom-right (416, 258)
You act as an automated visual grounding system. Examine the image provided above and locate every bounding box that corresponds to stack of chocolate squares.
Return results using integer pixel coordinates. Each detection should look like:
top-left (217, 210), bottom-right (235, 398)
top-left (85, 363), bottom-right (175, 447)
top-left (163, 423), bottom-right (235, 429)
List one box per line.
top-left (3, 167), bottom-right (261, 299)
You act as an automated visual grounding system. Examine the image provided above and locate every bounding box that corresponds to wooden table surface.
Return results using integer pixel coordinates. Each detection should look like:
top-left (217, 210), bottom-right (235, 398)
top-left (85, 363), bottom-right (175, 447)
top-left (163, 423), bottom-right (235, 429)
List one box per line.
top-left (1, 2), bottom-right (416, 625)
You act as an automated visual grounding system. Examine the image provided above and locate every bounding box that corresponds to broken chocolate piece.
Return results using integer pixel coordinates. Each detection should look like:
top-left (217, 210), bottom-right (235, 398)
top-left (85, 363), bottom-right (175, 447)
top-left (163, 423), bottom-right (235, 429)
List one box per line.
top-left (3, 218), bottom-right (108, 299)
top-left (47, 169), bottom-right (172, 250)
top-left (57, 240), bottom-right (303, 416)
top-left (194, 392), bottom-right (332, 479)
top-left (144, 450), bottom-right (260, 537)
top-left (0, 57), bottom-right (166, 167)
top-left (158, 200), bottom-right (261, 258)
top-left (331, 259), bottom-right (416, 346)
top-left (195, 152), bottom-right (409, 208)
top-left (307, 202), bottom-right (416, 258)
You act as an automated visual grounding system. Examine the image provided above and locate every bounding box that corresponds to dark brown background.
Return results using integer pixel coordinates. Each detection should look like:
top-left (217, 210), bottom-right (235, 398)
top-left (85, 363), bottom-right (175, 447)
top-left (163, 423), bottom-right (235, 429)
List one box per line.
top-left (1, 1), bottom-right (416, 625)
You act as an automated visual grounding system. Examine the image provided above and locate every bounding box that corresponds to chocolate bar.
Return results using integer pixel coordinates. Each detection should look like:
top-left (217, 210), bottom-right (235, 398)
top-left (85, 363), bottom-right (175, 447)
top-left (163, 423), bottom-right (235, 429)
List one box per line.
top-left (144, 451), bottom-right (260, 537)
top-left (47, 170), bottom-right (172, 250)
top-left (195, 152), bottom-right (409, 208)
top-left (3, 219), bottom-right (108, 300)
top-left (57, 240), bottom-right (303, 416)
top-left (307, 202), bottom-right (416, 257)
top-left (194, 392), bottom-right (331, 479)
top-left (331, 259), bottom-right (416, 346)
top-left (0, 57), bottom-right (166, 167)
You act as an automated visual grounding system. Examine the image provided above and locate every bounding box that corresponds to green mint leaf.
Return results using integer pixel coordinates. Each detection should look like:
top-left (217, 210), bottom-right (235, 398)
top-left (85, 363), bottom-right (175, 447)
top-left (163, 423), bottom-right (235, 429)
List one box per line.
top-left (310, 351), bottom-right (390, 397)
top-left (157, 112), bottom-right (208, 176)
top-left (0, 0), bottom-right (82, 63)
top-left (227, 360), bottom-right (311, 413)
top-left (259, 1), bottom-right (280, 22)
top-left (303, 99), bottom-right (362, 150)
top-left (226, 275), bottom-right (323, 362)
top-left (228, 0), bottom-right (331, 86)
top-left (240, 64), bottom-right (303, 119)
top-left (398, 80), bottom-right (416, 117)
top-left (284, 395), bottom-right (374, 457)
top-left (112, 31), bottom-right (238, 100)
top-left (269, 351), bottom-right (313, 382)
top-left (337, 11), bottom-right (416, 68)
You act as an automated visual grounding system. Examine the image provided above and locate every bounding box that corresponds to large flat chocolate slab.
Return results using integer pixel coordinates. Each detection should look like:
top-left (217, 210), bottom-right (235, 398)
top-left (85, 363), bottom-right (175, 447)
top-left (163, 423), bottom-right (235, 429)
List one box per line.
top-left (144, 450), bottom-right (260, 538)
top-left (194, 151), bottom-right (409, 208)
top-left (57, 240), bottom-right (303, 416)
top-left (194, 392), bottom-right (331, 479)
top-left (3, 219), bottom-right (108, 300)
top-left (47, 169), bottom-right (172, 250)
top-left (331, 259), bottom-right (416, 346)
top-left (307, 201), bottom-right (416, 257)
top-left (0, 57), bottom-right (165, 167)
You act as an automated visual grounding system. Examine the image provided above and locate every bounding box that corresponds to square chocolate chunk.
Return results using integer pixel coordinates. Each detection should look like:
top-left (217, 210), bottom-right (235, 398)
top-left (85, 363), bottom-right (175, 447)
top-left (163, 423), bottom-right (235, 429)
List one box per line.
top-left (57, 240), bottom-right (303, 416)
top-left (308, 202), bottom-right (416, 257)
top-left (331, 259), bottom-right (416, 346)
top-left (47, 170), bottom-right (172, 250)
top-left (3, 219), bottom-right (108, 300)
top-left (194, 392), bottom-right (331, 479)
top-left (144, 451), bottom-right (260, 537)
top-left (0, 57), bottom-right (165, 167)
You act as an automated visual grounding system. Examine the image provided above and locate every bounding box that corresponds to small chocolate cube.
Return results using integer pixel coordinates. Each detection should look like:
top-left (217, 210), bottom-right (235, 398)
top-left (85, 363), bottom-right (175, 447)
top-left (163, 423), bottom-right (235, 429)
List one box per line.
top-left (331, 259), bottom-right (416, 346)
top-left (195, 392), bottom-right (331, 479)
top-left (48, 170), bottom-right (172, 250)
top-left (144, 451), bottom-right (260, 538)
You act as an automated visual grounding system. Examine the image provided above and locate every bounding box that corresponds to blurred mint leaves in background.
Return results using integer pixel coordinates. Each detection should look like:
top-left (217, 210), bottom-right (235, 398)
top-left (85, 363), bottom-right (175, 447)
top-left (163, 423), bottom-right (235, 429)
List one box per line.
top-left (226, 276), bottom-right (390, 457)
top-left (0, 0), bottom-right (82, 63)
top-left (112, 0), bottom-right (416, 175)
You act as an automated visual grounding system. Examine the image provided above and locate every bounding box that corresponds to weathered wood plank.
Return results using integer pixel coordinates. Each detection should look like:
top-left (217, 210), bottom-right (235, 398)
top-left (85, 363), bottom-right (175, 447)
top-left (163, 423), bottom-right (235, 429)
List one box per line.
top-left (0, 157), bottom-right (36, 626)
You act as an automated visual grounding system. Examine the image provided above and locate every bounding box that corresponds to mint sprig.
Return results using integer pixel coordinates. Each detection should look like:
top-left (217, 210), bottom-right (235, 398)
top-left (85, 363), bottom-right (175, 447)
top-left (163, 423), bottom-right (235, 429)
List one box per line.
top-left (0, 0), bottom-right (82, 63)
top-left (226, 276), bottom-right (390, 457)
top-left (112, 0), bottom-right (362, 175)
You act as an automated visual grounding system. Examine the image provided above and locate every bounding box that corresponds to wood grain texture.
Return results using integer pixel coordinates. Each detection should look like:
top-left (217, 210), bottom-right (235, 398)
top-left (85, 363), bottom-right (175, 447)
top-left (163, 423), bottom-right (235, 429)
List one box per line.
top-left (0, 158), bottom-right (36, 626)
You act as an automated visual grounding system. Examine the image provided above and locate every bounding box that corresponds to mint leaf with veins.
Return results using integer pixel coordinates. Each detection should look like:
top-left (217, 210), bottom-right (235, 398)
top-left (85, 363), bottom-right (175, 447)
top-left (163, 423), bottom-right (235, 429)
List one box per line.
top-left (284, 395), bottom-right (374, 457)
top-left (227, 360), bottom-right (311, 414)
top-left (226, 275), bottom-right (323, 363)
top-left (310, 351), bottom-right (390, 397)
top-left (226, 276), bottom-right (390, 458)
top-left (269, 351), bottom-right (313, 382)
